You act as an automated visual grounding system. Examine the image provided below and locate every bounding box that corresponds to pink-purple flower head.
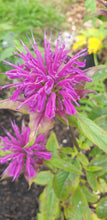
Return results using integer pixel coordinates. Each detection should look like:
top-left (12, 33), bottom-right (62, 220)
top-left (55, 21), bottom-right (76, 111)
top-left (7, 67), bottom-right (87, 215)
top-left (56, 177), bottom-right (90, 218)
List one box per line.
top-left (1, 32), bottom-right (92, 119)
top-left (0, 120), bottom-right (51, 183)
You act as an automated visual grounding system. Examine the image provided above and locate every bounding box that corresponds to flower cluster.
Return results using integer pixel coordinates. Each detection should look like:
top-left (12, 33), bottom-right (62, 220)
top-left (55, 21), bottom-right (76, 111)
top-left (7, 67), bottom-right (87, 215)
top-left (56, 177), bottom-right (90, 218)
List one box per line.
top-left (0, 32), bottom-right (93, 183)
top-left (2, 32), bottom-right (92, 119)
top-left (0, 121), bottom-right (51, 183)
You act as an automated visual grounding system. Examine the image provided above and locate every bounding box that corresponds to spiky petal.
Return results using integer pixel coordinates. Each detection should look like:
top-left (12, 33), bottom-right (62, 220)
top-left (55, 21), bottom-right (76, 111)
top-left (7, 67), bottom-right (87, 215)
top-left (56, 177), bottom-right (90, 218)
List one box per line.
top-left (0, 121), bottom-right (51, 183)
top-left (1, 33), bottom-right (93, 119)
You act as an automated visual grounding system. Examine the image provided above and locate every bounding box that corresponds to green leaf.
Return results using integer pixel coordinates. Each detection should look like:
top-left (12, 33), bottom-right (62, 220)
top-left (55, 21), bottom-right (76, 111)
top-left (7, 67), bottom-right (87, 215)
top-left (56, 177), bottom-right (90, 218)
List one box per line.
top-left (53, 169), bottom-right (79, 201)
top-left (91, 155), bottom-right (107, 168)
top-left (81, 185), bottom-right (98, 203)
top-left (0, 149), bottom-right (11, 156)
top-left (0, 47), bottom-right (13, 59)
top-left (92, 67), bottom-right (107, 84)
top-left (38, 177), bottom-right (59, 220)
top-left (85, 166), bottom-right (102, 172)
top-left (37, 213), bottom-right (43, 220)
top-left (95, 115), bottom-right (107, 131)
top-left (89, 107), bottom-right (107, 131)
top-left (68, 113), bottom-right (107, 153)
top-left (86, 172), bottom-right (98, 191)
top-left (90, 155), bottom-right (107, 177)
top-left (46, 132), bottom-right (60, 157)
top-left (64, 186), bottom-right (92, 220)
top-left (73, 157), bottom-right (82, 170)
top-left (89, 107), bottom-right (107, 121)
top-left (93, 93), bottom-right (107, 106)
top-left (97, 14), bottom-right (107, 22)
top-left (78, 136), bottom-right (91, 150)
top-left (83, 12), bottom-right (93, 23)
top-left (90, 147), bottom-right (104, 156)
top-left (48, 158), bottom-right (82, 174)
top-left (77, 153), bottom-right (89, 167)
top-left (98, 178), bottom-right (107, 193)
top-left (33, 171), bottom-right (53, 186)
top-left (60, 147), bottom-right (74, 155)
top-left (0, 23), bottom-right (13, 30)
top-left (85, 0), bottom-right (96, 13)
top-left (96, 197), bottom-right (107, 218)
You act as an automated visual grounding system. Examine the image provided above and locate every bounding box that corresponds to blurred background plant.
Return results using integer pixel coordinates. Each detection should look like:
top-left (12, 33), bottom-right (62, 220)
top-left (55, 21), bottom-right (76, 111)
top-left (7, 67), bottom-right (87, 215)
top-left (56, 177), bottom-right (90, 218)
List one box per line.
top-left (72, 0), bottom-right (107, 133)
top-left (0, 0), bottom-right (65, 83)
top-left (73, 0), bottom-right (107, 65)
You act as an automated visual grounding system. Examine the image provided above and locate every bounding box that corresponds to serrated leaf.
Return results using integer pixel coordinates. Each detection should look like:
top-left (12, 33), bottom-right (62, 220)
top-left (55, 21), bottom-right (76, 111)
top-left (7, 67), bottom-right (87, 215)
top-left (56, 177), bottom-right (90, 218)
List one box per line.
top-left (48, 158), bottom-right (82, 174)
top-left (85, 166), bottom-right (102, 172)
top-left (33, 171), bottom-right (53, 186)
top-left (64, 186), bottom-right (92, 220)
top-left (91, 155), bottom-right (107, 168)
top-left (98, 178), bottom-right (107, 193)
top-left (46, 132), bottom-right (59, 157)
top-left (95, 115), bottom-right (107, 131)
top-left (89, 107), bottom-right (107, 121)
top-left (73, 157), bottom-right (82, 170)
top-left (53, 169), bottom-right (79, 201)
top-left (89, 106), bottom-right (107, 131)
top-left (92, 67), bottom-right (107, 84)
top-left (96, 197), bottom-right (107, 218)
top-left (90, 147), bottom-right (103, 156)
top-left (77, 153), bottom-right (89, 166)
top-left (90, 155), bottom-right (107, 177)
top-left (67, 113), bottom-right (107, 153)
top-left (38, 178), bottom-right (59, 220)
top-left (93, 93), bottom-right (107, 105)
top-left (60, 147), bottom-right (73, 155)
top-left (87, 172), bottom-right (98, 191)
top-left (81, 185), bottom-right (98, 203)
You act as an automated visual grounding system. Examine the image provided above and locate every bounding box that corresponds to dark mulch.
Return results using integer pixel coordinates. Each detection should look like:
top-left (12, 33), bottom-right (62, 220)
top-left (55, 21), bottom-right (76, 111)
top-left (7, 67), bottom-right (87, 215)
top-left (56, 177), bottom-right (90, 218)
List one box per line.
top-left (0, 170), bottom-right (42, 220)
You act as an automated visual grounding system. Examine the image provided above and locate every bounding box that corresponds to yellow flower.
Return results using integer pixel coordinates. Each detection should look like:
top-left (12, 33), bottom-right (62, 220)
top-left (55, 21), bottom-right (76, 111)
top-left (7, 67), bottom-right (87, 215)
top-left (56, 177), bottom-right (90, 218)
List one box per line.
top-left (73, 35), bottom-right (87, 50)
top-left (92, 213), bottom-right (104, 220)
top-left (88, 37), bottom-right (103, 54)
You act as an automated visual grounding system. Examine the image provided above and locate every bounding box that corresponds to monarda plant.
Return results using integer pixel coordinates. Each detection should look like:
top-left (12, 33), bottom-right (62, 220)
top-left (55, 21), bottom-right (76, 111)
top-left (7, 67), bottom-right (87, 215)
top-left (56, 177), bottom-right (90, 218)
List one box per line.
top-left (0, 32), bottom-right (107, 220)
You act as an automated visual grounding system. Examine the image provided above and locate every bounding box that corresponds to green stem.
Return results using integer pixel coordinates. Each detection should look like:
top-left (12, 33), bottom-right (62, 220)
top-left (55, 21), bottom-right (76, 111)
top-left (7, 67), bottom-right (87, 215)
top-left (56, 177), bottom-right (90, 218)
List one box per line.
top-left (93, 53), bottom-right (98, 66)
top-left (69, 126), bottom-right (80, 151)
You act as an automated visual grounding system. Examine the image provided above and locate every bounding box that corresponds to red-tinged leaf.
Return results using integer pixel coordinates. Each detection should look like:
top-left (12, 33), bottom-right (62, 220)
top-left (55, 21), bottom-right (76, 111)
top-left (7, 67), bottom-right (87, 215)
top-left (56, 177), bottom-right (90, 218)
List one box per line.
top-left (29, 112), bottom-right (54, 138)
top-left (0, 99), bottom-right (29, 114)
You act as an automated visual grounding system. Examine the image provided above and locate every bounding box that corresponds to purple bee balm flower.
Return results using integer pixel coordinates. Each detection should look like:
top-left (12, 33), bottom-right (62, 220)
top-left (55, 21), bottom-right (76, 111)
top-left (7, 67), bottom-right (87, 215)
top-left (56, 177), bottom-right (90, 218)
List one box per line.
top-left (0, 120), bottom-right (51, 183)
top-left (1, 32), bottom-right (92, 120)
